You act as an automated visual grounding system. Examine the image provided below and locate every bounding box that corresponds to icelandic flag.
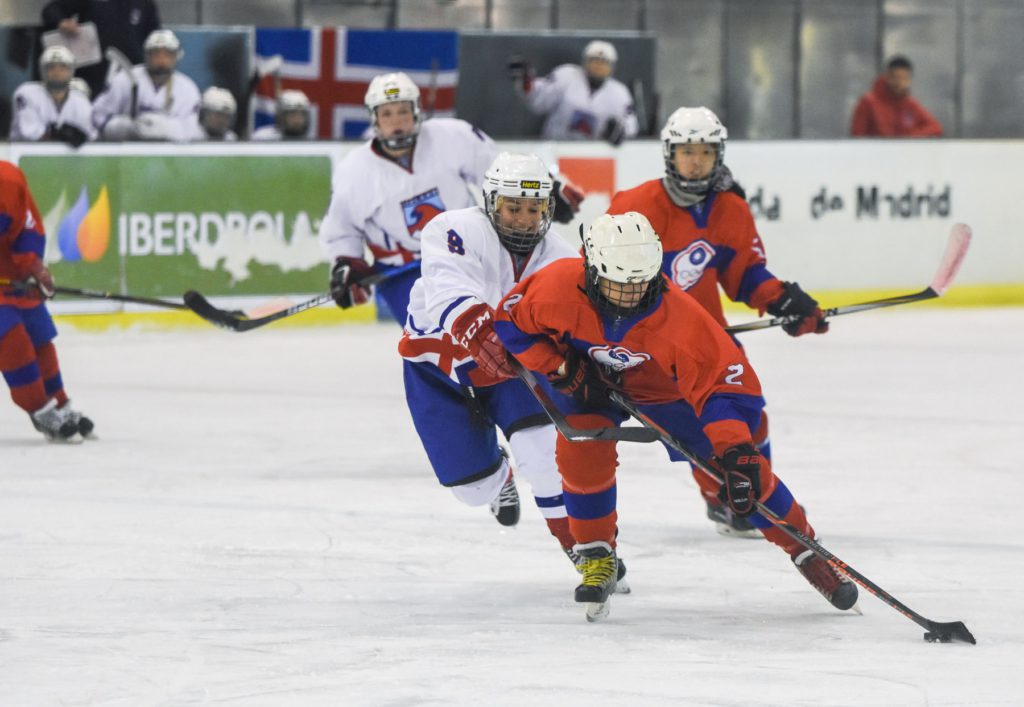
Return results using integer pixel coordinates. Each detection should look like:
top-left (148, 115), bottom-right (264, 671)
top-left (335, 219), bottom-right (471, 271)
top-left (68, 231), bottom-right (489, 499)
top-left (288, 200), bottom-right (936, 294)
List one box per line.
top-left (254, 27), bottom-right (459, 139)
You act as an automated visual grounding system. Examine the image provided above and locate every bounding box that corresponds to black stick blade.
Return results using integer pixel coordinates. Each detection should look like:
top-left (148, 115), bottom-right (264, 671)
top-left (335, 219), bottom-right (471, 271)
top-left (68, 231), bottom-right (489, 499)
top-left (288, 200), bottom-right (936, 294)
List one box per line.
top-left (183, 290), bottom-right (245, 332)
top-left (923, 620), bottom-right (976, 645)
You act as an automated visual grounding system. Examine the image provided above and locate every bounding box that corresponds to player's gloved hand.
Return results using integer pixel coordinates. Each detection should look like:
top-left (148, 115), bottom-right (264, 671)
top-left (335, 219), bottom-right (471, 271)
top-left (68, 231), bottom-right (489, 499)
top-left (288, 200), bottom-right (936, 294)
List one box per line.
top-left (330, 257), bottom-right (374, 309)
top-left (52, 123), bottom-right (89, 148)
top-left (766, 281), bottom-right (829, 337)
top-left (452, 303), bottom-right (515, 379)
top-left (551, 178), bottom-right (584, 224)
top-left (715, 443), bottom-right (762, 517)
top-left (601, 117), bottom-right (627, 146)
top-left (27, 260), bottom-right (56, 299)
top-left (506, 55), bottom-right (534, 92)
top-left (549, 349), bottom-right (611, 407)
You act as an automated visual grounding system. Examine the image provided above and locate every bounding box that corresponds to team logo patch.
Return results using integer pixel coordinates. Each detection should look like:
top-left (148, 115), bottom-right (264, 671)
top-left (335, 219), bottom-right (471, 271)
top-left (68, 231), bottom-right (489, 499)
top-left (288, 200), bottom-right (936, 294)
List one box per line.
top-left (502, 293), bottom-right (523, 311)
top-left (568, 110), bottom-right (598, 137)
top-left (587, 345), bottom-right (651, 372)
top-left (402, 188), bottom-right (446, 237)
top-left (670, 240), bottom-right (715, 290)
top-left (519, 180), bottom-right (541, 190)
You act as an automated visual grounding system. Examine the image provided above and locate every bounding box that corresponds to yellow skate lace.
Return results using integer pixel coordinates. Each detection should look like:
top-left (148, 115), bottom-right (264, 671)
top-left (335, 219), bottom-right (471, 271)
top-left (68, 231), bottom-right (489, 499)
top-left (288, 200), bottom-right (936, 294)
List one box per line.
top-left (576, 554), bottom-right (617, 588)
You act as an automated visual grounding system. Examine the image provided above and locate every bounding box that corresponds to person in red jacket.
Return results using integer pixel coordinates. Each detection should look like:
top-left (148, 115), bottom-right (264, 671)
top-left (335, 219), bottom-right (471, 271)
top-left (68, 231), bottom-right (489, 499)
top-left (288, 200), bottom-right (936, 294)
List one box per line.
top-left (494, 212), bottom-right (857, 621)
top-left (0, 161), bottom-right (93, 442)
top-left (850, 55), bottom-right (943, 137)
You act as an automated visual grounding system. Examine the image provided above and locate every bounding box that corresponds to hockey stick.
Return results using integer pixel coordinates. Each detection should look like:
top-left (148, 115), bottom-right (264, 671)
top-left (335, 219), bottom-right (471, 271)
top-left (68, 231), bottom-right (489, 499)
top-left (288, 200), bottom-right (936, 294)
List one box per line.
top-left (183, 260), bottom-right (421, 333)
top-left (610, 391), bottom-right (976, 645)
top-left (104, 47), bottom-right (137, 118)
top-left (511, 360), bottom-right (660, 443)
top-left (726, 223), bottom-right (972, 334)
top-left (0, 278), bottom-right (188, 310)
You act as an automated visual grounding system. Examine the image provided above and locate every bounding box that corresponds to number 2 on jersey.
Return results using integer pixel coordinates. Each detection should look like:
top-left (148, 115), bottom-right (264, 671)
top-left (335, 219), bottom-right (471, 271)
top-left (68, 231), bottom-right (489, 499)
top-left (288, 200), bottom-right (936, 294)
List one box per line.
top-left (724, 363), bottom-right (744, 385)
top-left (447, 229), bottom-right (465, 255)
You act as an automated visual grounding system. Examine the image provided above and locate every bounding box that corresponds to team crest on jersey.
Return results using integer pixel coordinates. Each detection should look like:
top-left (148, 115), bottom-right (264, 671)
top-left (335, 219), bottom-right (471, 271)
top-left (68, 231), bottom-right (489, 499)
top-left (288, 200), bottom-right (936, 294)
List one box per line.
top-left (587, 345), bottom-right (651, 372)
top-left (671, 240), bottom-right (715, 290)
top-left (402, 188), bottom-right (446, 237)
top-left (568, 110), bottom-right (598, 137)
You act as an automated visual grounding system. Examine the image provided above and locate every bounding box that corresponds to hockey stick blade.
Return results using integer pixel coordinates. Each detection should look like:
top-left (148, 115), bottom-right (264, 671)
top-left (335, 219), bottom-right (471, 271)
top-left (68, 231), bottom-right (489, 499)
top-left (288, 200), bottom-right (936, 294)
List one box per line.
top-left (726, 223), bottom-right (972, 334)
top-left (513, 361), bottom-right (660, 443)
top-left (610, 391), bottom-right (977, 644)
top-left (183, 290), bottom-right (249, 331)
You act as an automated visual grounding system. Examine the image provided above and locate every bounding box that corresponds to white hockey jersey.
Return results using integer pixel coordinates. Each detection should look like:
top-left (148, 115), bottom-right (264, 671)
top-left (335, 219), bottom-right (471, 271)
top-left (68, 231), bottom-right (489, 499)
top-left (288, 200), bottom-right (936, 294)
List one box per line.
top-left (319, 118), bottom-right (497, 267)
top-left (184, 117), bottom-right (238, 142)
top-left (10, 82), bottom-right (96, 142)
top-left (399, 206), bottom-right (580, 386)
top-left (250, 124), bottom-right (314, 141)
top-left (525, 64), bottom-right (639, 141)
top-left (92, 66), bottom-right (200, 140)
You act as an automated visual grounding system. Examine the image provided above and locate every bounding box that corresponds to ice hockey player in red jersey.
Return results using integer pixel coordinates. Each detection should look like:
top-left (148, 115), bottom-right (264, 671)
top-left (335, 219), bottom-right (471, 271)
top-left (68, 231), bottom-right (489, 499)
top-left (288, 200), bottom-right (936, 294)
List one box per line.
top-left (495, 212), bottom-right (856, 620)
top-left (0, 161), bottom-right (93, 441)
top-left (607, 106), bottom-right (828, 538)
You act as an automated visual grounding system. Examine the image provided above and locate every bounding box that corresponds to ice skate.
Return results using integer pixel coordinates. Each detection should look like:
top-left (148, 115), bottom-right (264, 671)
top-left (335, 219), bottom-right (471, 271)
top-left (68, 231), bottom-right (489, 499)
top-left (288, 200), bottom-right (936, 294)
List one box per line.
top-left (705, 499), bottom-right (761, 539)
top-left (565, 545), bottom-right (630, 595)
top-left (31, 399), bottom-right (80, 442)
top-left (572, 541), bottom-right (618, 621)
top-left (489, 470), bottom-right (520, 527)
top-left (61, 401), bottom-right (95, 439)
top-left (793, 549), bottom-right (859, 611)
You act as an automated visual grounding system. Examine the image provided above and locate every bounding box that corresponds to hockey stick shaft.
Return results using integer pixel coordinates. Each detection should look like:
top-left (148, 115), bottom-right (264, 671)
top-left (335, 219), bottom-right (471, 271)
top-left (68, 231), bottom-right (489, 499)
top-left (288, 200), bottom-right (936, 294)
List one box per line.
top-left (726, 223), bottom-right (972, 334)
top-left (610, 391), bottom-right (975, 644)
top-left (512, 360), bottom-right (660, 443)
top-left (0, 278), bottom-right (187, 310)
top-left (184, 260), bottom-right (421, 332)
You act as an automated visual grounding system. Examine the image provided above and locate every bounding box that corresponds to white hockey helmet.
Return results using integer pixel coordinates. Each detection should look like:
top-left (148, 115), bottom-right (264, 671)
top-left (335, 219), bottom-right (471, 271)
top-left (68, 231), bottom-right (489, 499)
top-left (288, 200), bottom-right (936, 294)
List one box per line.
top-left (276, 89), bottom-right (311, 138)
top-left (39, 45), bottom-right (75, 92)
top-left (583, 212), bottom-right (664, 318)
top-left (364, 72), bottom-right (422, 150)
top-left (144, 29), bottom-right (183, 57)
top-left (482, 152), bottom-right (555, 254)
top-left (661, 106), bottom-right (728, 196)
top-left (583, 40), bottom-right (618, 65)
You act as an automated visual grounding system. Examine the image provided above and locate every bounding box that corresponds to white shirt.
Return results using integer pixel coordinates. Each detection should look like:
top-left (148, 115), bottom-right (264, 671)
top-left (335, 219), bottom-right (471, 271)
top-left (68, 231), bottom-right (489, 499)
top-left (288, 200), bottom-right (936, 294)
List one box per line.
top-left (92, 66), bottom-right (200, 140)
top-left (319, 118), bottom-right (497, 267)
top-left (401, 206), bottom-right (580, 383)
top-left (10, 82), bottom-right (96, 142)
top-left (525, 64), bottom-right (639, 141)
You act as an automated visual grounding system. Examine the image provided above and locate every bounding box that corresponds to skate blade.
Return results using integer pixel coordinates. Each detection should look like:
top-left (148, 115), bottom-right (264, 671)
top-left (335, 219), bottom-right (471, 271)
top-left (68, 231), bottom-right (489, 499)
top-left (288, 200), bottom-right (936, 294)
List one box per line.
top-left (585, 600), bottom-right (610, 622)
top-left (613, 578), bottom-right (631, 595)
top-left (713, 523), bottom-right (761, 539)
top-left (849, 601), bottom-right (863, 615)
top-left (45, 433), bottom-right (83, 445)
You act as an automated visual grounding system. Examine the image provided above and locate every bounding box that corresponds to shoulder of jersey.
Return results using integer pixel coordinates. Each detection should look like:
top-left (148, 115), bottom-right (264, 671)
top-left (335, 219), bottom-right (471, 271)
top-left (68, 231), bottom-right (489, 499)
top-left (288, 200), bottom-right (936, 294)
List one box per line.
top-left (14, 82), bottom-right (44, 96)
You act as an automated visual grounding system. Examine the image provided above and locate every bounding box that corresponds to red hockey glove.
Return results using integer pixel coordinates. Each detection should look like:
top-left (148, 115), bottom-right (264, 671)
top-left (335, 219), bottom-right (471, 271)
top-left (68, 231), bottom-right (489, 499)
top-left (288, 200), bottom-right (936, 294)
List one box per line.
top-left (27, 260), bottom-right (55, 299)
top-left (452, 303), bottom-right (515, 379)
top-left (715, 443), bottom-right (762, 517)
top-left (766, 281), bottom-right (828, 337)
top-left (552, 178), bottom-right (584, 224)
top-left (330, 257), bottom-right (374, 309)
top-left (548, 349), bottom-right (611, 408)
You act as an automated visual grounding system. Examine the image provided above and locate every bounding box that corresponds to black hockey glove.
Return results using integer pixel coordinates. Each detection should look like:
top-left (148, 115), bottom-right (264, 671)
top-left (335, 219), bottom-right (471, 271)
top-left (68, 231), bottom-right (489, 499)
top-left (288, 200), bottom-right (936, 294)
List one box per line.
top-left (551, 179), bottom-right (584, 224)
top-left (716, 443), bottom-right (762, 517)
top-left (52, 123), bottom-right (89, 148)
top-left (330, 257), bottom-right (375, 309)
top-left (601, 117), bottom-right (626, 146)
top-left (766, 281), bottom-right (829, 337)
top-left (549, 349), bottom-right (611, 408)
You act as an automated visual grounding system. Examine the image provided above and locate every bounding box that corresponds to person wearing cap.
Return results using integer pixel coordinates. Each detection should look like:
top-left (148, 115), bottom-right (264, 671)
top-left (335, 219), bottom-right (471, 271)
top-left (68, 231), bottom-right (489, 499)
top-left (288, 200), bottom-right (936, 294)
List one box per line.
top-left (92, 28), bottom-right (200, 142)
top-left (508, 40), bottom-right (639, 145)
top-left (11, 45), bottom-right (95, 147)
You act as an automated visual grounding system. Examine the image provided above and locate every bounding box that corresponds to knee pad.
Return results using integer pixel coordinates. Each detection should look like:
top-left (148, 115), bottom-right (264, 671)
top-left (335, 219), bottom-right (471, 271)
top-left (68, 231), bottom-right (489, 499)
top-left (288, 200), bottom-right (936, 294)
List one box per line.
top-left (507, 424), bottom-right (561, 498)
top-left (449, 458), bottom-right (509, 507)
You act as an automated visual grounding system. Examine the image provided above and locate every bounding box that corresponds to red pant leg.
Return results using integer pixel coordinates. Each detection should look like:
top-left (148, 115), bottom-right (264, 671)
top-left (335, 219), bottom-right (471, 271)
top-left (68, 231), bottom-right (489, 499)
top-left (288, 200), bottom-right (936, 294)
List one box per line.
top-left (555, 413), bottom-right (619, 546)
top-left (0, 324), bottom-right (48, 413)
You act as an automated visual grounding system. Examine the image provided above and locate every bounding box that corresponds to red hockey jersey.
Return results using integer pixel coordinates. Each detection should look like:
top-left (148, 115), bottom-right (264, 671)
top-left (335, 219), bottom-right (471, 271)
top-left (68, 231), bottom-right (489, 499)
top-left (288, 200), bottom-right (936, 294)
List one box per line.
top-left (0, 161), bottom-right (47, 309)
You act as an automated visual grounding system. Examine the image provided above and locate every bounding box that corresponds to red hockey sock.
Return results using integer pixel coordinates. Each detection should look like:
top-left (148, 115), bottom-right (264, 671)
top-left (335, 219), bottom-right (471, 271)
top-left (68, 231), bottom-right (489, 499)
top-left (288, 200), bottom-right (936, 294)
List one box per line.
top-left (544, 516), bottom-right (576, 549)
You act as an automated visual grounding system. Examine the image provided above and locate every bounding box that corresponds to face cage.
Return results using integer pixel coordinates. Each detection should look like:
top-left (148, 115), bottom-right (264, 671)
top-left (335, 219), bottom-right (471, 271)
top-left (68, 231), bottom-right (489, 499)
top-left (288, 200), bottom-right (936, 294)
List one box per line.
top-left (664, 141), bottom-right (725, 196)
top-left (277, 110), bottom-right (310, 137)
top-left (487, 193), bottom-right (554, 255)
top-left (584, 263), bottom-right (665, 320)
top-left (370, 103), bottom-right (421, 151)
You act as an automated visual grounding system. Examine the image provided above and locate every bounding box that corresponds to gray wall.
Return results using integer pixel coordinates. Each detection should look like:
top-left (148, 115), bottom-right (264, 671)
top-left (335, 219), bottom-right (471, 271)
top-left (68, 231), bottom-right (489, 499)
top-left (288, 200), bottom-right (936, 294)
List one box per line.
top-left (5, 0), bottom-right (1024, 138)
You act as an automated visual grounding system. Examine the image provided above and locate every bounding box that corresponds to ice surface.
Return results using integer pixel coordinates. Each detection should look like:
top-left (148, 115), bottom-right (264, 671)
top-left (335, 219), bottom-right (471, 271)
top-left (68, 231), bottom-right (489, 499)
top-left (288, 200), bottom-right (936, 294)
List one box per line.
top-left (1, 308), bottom-right (1022, 706)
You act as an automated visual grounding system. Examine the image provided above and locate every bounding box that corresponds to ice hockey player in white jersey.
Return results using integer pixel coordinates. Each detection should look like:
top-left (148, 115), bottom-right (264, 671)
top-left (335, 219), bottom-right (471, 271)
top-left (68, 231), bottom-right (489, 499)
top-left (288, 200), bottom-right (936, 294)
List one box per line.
top-left (397, 152), bottom-right (628, 588)
top-left (321, 71), bottom-right (584, 324)
top-left (186, 87), bottom-right (238, 141)
top-left (11, 45), bottom-right (95, 148)
top-left (250, 90), bottom-right (313, 140)
top-left (509, 40), bottom-right (639, 145)
top-left (92, 29), bottom-right (200, 142)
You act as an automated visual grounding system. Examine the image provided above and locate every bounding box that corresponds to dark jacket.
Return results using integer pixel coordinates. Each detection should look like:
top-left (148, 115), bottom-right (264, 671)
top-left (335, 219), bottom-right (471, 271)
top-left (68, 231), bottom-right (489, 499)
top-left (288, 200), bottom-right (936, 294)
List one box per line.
top-left (850, 75), bottom-right (943, 138)
top-left (42, 0), bottom-right (161, 97)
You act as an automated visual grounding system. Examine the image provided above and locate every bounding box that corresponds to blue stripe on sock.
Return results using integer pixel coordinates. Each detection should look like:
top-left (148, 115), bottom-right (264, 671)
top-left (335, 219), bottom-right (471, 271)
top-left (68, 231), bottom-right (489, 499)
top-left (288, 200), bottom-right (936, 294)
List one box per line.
top-left (3, 361), bottom-right (40, 388)
top-left (749, 479), bottom-right (796, 529)
top-left (43, 372), bottom-right (63, 397)
top-left (563, 484), bottom-right (616, 520)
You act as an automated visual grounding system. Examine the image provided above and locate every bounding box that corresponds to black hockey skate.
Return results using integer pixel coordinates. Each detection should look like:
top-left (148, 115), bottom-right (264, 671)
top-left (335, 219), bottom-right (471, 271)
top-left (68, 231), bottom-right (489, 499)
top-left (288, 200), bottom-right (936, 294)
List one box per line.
top-left (565, 546), bottom-right (630, 594)
top-left (31, 399), bottom-right (79, 442)
top-left (61, 401), bottom-right (95, 438)
top-left (489, 471), bottom-right (520, 527)
top-left (705, 499), bottom-right (761, 539)
top-left (793, 549), bottom-right (859, 611)
top-left (572, 541), bottom-right (618, 621)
